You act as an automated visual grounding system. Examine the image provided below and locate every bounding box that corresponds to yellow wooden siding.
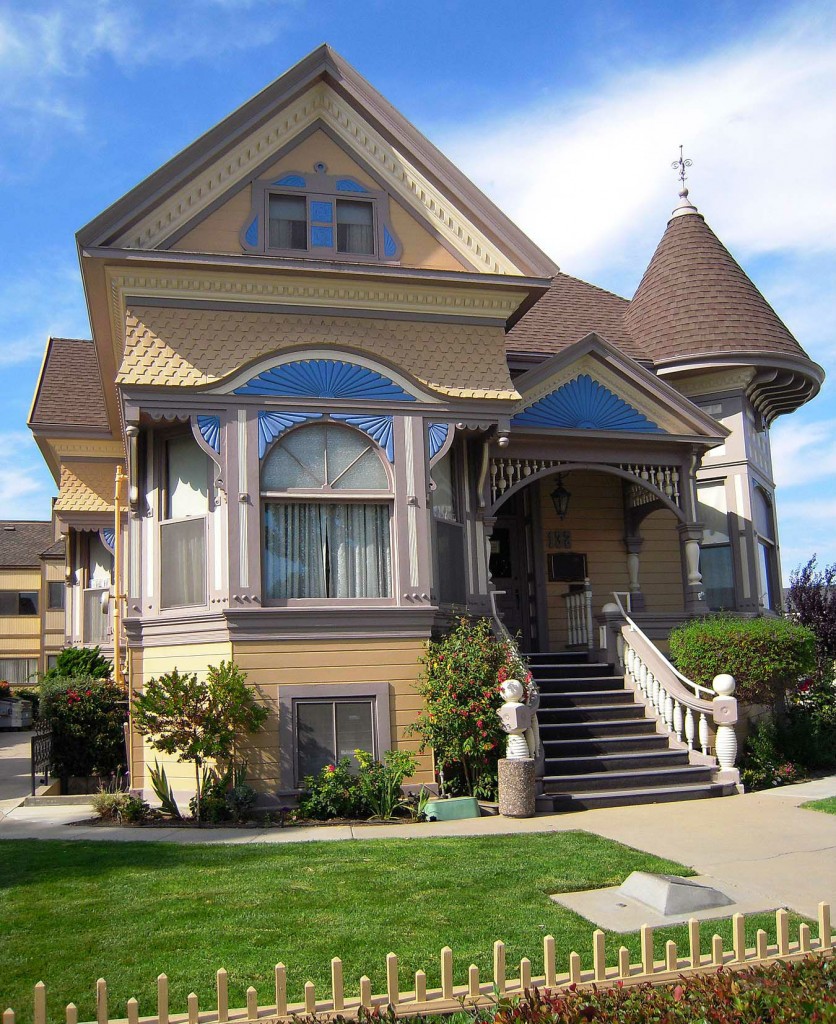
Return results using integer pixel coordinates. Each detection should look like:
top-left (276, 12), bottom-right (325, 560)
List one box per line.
top-left (170, 128), bottom-right (466, 271)
top-left (638, 507), bottom-right (685, 612)
top-left (129, 637), bottom-right (430, 800)
top-left (233, 637), bottom-right (431, 789)
top-left (0, 569), bottom-right (41, 590)
top-left (539, 472), bottom-right (629, 648)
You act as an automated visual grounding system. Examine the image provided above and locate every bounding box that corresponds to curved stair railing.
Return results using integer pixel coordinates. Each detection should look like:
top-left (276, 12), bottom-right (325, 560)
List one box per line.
top-left (611, 594), bottom-right (740, 783)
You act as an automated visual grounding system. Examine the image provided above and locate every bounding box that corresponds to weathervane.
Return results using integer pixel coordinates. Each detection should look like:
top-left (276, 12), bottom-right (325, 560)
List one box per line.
top-left (672, 145), bottom-right (693, 189)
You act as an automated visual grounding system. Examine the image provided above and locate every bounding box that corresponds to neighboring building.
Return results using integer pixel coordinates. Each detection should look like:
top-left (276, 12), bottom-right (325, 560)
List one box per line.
top-left (0, 521), bottom-right (65, 683)
top-left (28, 46), bottom-right (822, 803)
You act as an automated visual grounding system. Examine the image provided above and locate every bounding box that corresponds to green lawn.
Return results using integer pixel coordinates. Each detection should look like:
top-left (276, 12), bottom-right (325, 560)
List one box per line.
top-left (0, 834), bottom-right (807, 1024)
top-left (802, 795), bottom-right (836, 815)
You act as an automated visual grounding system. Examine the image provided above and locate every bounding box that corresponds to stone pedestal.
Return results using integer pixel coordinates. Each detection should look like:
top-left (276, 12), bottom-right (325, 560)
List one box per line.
top-left (498, 757), bottom-right (536, 818)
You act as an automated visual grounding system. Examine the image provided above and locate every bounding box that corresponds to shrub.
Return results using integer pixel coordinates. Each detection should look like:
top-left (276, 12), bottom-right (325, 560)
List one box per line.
top-left (91, 791), bottom-right (125, 820)
top-left (299, 758), bottom-right (366, 820)
top-left (669, 615), bottom-right (816, 706)
top-left (0, 681), bottom-right (12, 701)
top-left (119, 795), bottom-right (150, 824)
top-left (354, 748), bottom-right (418, 819)
top-left (40, 676), bottom-right (128, 780)
top-left (787, 555), bottom-right (836, 675)
top-left (42, 646), bottom-right (112, 682)
top-left (91, 791), bottom-right (149, 823)
top-left (407, 617), bottom-right (529, 799)
top-left (226, 783), bottom-right (258, 822)
top-left (148, 759), bottom-right (181, 818)
top-left (482, 957), bottom-right (835, 1023)
top-left (740, 718), bottom-right (802, 790)
top-left (133, 660), bottom-right (267, 820)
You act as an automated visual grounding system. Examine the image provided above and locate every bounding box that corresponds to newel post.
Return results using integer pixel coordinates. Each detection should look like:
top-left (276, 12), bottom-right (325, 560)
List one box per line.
top-left (712, 673), bottom-right (740, 784)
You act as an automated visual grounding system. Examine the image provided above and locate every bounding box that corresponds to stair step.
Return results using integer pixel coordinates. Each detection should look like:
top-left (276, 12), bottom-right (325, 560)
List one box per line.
top-left (538, 704), bottom-right (644, 722)
top-left (545, 749), bottom-right (691, 774)
top-left (536, 677), bottom-right (625, 693)
top-left (543, 765), bottom-right (715, 793)
top-left (544, 733), bottom-right (671, 754)
top-left (540, 718), bottom-right (657, 737)
top-left (531, 664), bottom-right (616, 680)
top-left (538, 690), bottom-right (636, 707)
top-left (543, 782), bottom-right (730, 812)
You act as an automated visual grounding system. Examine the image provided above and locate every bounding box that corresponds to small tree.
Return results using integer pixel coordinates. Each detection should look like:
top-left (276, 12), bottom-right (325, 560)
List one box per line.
top-left (407, 617), bottom-right (529, 799)
top-left (42, 646), bottom-right (112, 682)
top-left (133, 661), bottom-right (267, 821)
top-left (787, 556), bottom-right (836, 677)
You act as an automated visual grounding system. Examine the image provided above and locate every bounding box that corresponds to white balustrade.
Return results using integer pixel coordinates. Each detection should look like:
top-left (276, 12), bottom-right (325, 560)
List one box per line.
top-left (610, 595), bottom-right (739, 777)
top-left (563, 581), bottom-right (593, 650)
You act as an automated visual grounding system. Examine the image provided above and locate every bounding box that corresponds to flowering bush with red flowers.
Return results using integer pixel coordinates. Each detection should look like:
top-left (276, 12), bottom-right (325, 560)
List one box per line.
top-left (40, 675), bottom-right (128, 781)
top-left (407, 617), bottom-right (530, 800)
top-left (298, 757), bottom-right (368, 820)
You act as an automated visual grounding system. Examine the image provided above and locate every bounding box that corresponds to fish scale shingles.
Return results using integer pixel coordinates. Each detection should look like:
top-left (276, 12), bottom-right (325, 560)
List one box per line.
top-left (121, 306), bottom-right (517, 398)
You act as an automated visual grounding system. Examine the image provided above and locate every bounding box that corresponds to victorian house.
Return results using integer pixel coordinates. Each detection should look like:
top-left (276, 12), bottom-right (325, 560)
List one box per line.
top-left (28, 46), bottom-right (822, 806)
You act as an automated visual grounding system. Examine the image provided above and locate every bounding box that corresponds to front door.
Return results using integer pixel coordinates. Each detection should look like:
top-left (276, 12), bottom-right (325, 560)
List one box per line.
top-left (489, 491), bottom-right (538, 649)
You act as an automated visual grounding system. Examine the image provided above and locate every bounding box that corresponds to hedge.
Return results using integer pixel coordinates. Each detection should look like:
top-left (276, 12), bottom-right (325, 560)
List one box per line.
top-left (668, 615), bottom-right (815, 706)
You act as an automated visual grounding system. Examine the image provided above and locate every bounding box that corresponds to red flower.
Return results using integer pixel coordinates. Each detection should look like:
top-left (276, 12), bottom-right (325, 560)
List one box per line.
top-left (799, 679), bottom-right (812, 693)
top-left (325, 764), bottom-right (336, 773)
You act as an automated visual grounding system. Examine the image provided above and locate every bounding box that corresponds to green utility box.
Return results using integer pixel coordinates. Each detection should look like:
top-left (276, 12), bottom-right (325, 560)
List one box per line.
top-left (424, 796), bottom-right (481, 821)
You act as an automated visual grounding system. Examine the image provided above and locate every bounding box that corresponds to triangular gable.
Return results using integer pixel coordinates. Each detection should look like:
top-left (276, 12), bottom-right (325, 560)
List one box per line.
top-left (77, 45), bottom-right (558, 279)
top-left (512, 333), bottom-right (728, 441)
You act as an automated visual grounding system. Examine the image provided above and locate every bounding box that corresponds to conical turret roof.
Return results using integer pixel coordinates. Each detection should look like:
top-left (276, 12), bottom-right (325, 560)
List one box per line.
top-left (625, 200), bottom-right (810, 366)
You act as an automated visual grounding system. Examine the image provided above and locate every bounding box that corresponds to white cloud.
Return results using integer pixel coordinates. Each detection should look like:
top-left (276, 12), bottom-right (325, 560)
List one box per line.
top-left (771, 416), bottom-right (836, 488)
top-left (439, 3), bottom-right (836, 291)
top-left (0, 432), bottom-right (55, 519)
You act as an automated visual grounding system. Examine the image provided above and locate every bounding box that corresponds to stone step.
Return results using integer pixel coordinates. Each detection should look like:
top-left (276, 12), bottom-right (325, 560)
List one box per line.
top-left (540, 781), bottom-right (731, 812)
top-left (539, 716), bottom-right (657, 737)
top-left (530, 663), bottom-right (616, 680)
top-left (538, 689), bottom-right (636, 707)
top-left (543, 764), bottom-right (715, 793)
top-left (543, 732), bottom-right (671, 754)
top-left (523, 651), bottom-right (589, 664)
top-left (545, 749), bottom-right (691, 774)
top-left (538, 706), bottom-right (649, 727)
top-left (535, 676), bottom-right (625, 693)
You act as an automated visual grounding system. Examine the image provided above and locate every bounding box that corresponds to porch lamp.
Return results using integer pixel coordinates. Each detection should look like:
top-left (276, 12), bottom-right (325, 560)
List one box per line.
top-left (550, 475), bottom-right (571, 519)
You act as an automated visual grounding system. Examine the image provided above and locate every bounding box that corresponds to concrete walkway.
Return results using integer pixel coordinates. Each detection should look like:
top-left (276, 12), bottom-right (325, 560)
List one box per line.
top-left (2, 774), bottom-right (834, 919)
top-left (0, 729), bottom-right (33, 818)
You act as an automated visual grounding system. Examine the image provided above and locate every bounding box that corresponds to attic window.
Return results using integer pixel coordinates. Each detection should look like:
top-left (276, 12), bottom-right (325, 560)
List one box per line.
top-left (242, 163), bottom-right (400, 262)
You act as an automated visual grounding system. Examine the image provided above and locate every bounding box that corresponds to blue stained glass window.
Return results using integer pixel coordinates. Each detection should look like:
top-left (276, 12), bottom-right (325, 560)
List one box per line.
top-left (310, 200), bottom-right (333, 223)
top-left (311, 225), bottom-right (334, 247)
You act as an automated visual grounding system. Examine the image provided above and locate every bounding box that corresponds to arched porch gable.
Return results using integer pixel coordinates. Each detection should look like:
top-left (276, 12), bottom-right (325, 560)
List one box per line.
top-left (486, 458), bottom-right (686, 521)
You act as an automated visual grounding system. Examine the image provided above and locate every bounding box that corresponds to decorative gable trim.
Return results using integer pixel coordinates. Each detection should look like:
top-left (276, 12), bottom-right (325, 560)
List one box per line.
top-left (233, 358), bottom-right (418, 402)
top-left (109, 83), bottom-right (525, 275)
top-left (195, 415), bottom-right (221, 453)
top-left (512, 374), bottom-right (664, 433)
top-left (427, 422), bottom-right (452, 463)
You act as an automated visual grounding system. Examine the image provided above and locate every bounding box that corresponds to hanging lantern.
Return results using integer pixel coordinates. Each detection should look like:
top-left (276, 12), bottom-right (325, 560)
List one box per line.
top-left (550, 475), bottom-right (571, 519)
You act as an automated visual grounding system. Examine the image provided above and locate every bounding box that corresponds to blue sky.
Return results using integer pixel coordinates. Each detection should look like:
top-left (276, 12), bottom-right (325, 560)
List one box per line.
top-left (0, 0), bottom-right (834, 580)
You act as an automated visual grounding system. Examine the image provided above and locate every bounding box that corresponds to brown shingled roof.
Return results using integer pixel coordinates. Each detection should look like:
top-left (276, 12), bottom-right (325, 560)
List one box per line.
top-left (625, 211), bottom-right (810, 366)
top-left (506, 273), bottom-right (649, 361)
top-left (0, 521), bottom-right (54, 568)
top-left (29, 338), bottom-right (110, 431)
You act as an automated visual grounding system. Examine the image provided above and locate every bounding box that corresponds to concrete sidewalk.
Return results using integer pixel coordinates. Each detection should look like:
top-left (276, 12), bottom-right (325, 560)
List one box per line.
top-left (0, 729), bottom-right (34, 819)
top-left (2, 774), bottom-right (834, 919)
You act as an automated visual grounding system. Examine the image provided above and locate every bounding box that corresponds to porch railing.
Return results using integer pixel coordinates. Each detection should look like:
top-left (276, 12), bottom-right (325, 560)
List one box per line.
top-left (563, 580), bottom-right (593, 650)
top-left (611, 594), bottom-right (739, 778)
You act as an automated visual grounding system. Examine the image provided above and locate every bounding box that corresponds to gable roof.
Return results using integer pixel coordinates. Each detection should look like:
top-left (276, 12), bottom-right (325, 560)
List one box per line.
top-left (625, 207), bottom-right (811, 366)
top-left (506, 273), bottom-right (647, 361)
top-left (0, 521), bottom-right (54, 568)
top-left (29, 338), bottom-right (110, 432)
top-left (77, 45), bottom-right (558, 279)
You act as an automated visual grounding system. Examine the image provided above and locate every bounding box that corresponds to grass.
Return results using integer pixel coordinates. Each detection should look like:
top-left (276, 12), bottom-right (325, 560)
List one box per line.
top-left (0, 834), bottom-right (809, 1024)
top-left (801, 795), bottom-right (836, 814)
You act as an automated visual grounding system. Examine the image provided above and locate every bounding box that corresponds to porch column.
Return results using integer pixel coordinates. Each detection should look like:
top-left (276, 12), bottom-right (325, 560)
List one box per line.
top-left (624, 536), bottom-right (645, 612)
top-left (678, 522), bottom-right (706, 615)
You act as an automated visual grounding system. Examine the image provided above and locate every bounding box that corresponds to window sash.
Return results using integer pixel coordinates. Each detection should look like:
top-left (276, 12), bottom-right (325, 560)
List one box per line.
top-left (0, 591), bottom-right (39, 616)
top-left (336, 200), bottom-right (374, 255)
top-left (0, 658), bottom-right (37, 685)
top-left (83, 587), bottom-right (111, 644)
top-left (263, 501), bottom-right (391, 600)
top-left (295, 698), bottom-right (375, 782)
top-left (160, 516), bottom-right (207, 609)
top-left (47, 582), bottom-right (65, 611)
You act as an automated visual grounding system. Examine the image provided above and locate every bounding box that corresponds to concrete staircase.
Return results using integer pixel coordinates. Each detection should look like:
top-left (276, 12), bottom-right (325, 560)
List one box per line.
top-left (526, 651), bottom-right (734, 811)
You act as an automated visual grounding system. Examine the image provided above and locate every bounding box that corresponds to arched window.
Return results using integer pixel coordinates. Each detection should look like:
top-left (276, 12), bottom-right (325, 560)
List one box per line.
top-left (261, 423), bottom-right (392, 599)
top-left (753, 486), bottom-right (778, 611)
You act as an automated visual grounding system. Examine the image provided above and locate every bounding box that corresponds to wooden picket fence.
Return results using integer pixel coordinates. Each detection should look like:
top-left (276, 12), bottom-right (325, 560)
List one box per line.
top-left (5, 903), bottom-right (833, 1024)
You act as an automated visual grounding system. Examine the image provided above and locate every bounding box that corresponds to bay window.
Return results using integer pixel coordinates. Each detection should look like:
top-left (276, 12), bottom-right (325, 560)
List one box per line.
top-left (160, 434), bottom-right (209, 609)
top-left (262, 423), bottom-right (392, 600)
top-left (431, 450), bottom-right (466, 605)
